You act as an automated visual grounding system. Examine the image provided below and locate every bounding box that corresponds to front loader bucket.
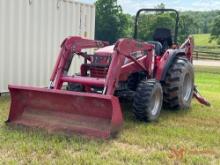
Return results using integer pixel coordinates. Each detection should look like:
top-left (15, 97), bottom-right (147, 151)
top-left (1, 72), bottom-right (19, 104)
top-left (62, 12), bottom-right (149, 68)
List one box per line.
top-left (7, 85), bottom-right (123, 139)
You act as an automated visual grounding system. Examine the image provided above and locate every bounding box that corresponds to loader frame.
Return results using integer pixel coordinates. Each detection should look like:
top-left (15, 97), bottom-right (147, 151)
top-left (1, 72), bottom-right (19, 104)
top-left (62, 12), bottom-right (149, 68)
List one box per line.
top-left (49, 36), bottom-right (156, 95)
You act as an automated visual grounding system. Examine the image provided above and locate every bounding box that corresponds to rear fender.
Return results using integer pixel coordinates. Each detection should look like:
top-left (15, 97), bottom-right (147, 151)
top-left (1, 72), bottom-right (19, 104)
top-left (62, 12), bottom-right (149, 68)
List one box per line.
top-left (156, 49), bottom-right (186, 81)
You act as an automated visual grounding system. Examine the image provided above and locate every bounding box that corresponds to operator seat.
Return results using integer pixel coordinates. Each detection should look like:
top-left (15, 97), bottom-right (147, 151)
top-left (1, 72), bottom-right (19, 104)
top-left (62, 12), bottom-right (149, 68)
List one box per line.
top-left (152, 28), bottom-right (173, 53)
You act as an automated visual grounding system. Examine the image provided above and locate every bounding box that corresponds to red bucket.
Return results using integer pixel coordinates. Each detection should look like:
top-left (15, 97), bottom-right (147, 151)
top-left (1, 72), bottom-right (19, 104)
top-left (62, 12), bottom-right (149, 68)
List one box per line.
top-left (7, 85), bottom-right (123, 139)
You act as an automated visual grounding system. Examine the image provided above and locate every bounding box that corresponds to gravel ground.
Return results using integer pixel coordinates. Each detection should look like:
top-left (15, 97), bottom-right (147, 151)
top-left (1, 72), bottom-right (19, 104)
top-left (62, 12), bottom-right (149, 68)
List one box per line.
top-left (193, 60), bottom-right (220, 67)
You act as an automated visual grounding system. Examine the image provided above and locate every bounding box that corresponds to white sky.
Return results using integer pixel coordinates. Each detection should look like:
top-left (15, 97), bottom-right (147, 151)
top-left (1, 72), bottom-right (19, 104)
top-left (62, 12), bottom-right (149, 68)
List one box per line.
top-left (80, 0), bottom-right (220, 14)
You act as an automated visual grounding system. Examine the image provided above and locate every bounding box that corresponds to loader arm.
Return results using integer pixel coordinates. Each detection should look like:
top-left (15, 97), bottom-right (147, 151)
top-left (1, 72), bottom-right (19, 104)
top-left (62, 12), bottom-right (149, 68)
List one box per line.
top-left (7, 36), bottom-right (125, 139)
top-left (104, 38), bottom-right (155, 95)
top-left (7, 37), bottom-right (156, 139)
top-left (49, 36), bottom-right (109, 89)
top-left (50, 37), bottom-right (155, 95)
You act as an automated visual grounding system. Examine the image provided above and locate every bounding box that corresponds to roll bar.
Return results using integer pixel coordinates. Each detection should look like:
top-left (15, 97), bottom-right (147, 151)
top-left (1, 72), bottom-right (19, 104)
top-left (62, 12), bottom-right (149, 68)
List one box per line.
top-left (133, 8), bottom-right (179, 44)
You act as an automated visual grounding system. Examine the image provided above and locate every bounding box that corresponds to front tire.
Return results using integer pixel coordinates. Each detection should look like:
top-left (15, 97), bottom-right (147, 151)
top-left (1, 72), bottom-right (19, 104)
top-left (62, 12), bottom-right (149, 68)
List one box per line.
top-left (163, 57), bottom-right (194, 109)
top-left (127, 72), bottom-right (146, 91)
top-left (133, 79), bottom-right (163, 121)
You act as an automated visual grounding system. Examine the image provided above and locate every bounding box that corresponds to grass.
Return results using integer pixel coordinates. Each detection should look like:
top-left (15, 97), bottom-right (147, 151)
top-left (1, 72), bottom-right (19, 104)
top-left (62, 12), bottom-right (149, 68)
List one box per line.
top-left (193, 33), bottom-right (218, 47)
top-left (0, 66), bottom-right (220, 164)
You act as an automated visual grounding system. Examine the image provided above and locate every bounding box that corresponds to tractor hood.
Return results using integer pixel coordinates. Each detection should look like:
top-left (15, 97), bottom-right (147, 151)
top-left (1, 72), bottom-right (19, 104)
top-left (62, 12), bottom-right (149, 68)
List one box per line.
top-left (95, 45), bottom-right (115, 56)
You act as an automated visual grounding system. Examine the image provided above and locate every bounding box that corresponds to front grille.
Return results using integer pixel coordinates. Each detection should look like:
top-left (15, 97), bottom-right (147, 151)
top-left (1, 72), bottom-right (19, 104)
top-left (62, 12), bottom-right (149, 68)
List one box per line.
top-left (90, 67), bottom-right (108, 78)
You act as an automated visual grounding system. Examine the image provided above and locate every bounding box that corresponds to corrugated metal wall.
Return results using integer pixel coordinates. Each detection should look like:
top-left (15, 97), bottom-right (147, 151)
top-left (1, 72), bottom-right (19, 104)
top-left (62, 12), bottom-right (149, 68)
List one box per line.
top-left (0, 0), bottom-right (95, 93)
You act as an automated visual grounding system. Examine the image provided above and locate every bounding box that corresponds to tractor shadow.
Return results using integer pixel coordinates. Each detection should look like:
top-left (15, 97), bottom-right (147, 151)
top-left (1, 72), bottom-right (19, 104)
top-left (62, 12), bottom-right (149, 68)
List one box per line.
top-left (120, 99), bottom-right (191, 127)
top-left (1, 98), bottom-right (191, 143)
top-left (2, 123), bottom-right (109, 144)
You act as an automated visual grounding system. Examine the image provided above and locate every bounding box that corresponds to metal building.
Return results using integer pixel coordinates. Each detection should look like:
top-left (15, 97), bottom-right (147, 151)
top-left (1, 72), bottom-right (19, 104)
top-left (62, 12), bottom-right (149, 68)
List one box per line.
top-left (0, 0), bottom-right (95, 93)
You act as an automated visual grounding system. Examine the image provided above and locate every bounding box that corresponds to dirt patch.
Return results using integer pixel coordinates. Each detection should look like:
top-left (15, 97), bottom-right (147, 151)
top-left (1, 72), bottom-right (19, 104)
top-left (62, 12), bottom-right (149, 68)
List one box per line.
top-left (114, 141), bottom-right (157, 154)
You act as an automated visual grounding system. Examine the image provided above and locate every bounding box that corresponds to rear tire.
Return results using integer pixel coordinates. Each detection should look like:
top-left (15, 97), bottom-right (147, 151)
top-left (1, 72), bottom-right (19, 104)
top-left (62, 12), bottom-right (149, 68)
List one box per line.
top-left (133, 79), bottom-right (163, 121)
top-left (163, 57), bottom-right (194, 109)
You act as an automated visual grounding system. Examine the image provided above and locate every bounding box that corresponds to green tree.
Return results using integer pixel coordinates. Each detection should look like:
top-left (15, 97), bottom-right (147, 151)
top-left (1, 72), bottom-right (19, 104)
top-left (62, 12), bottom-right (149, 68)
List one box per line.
top-left (178, 14), bottom-right (198, 43)
top-left (155, 3), bottom-right (165, 10)
top-left (123, 14), bottom-right (134, 37)
top-left (95, 0), bottom-right (129, 44)
top-left (155, 3), bottom-right (166, 14)
top-left (210, 15), bottom-right (220, 44)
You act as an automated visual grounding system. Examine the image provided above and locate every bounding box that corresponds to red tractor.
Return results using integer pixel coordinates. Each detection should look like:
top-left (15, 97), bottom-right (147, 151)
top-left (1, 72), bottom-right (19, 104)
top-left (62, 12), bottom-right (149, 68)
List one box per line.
top-left (7, 9), bottom-right (210, 138)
